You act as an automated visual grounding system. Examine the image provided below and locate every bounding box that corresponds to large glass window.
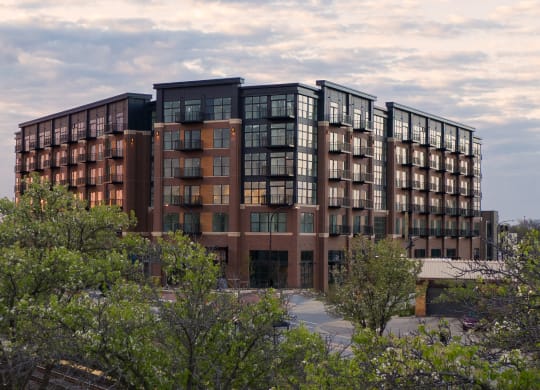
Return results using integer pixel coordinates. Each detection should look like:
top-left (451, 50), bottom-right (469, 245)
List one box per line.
top-left (185, 99), bottom-right (201, 121)
top-left (269, 180), bottom-right (293, 204)
top-left (300, 212), bottom-right (314, 233)
top-left (206, 97), bottom-right (231, 120)
top-left (245, 153), bottom-right (267, 176)
top-left (213, 128), bottom-right (230, 148)
top-left (163, 185), bottom-right (180, 205)
top-left (164, 101), bottom-right (180, 123)
top-left (164, 130), bottom-right (180, 150)
top-left (298, 123), bottom-right (316, 148)
top-left (298, 95), bottom-right (316, 120)
top-left (270, 152), bottom-right (294, 176)
top-left (270, 94), bottom-right (294, 117)
top-left (429, 120), bottom-right (442, 148)
top-left (270, 123), bottom-right (294, 146)
top-left (184, 185), bottom-right (200, 205)
top-left (297, 181), bottom-right (317, 205)
top-left (245, 124), bottom-right (267, 147)
top-left (213, 156), bottom-right (230, 176)
top-left (164, 213), bottom-right (179, 232)
top-left (297, 152), bottom-right (316, 177)
top-left (164, 158), bottom-right (179, 178)
top-left (213, 184), bottom-right (229, 204)
top-left (244, 96), bottom-right (267, 119)
top-left (184, 129), bottom-right (201, 149)
top-left (445, 126), bottom-right (456, 151)
top-left (250, 212), bottom-right (287, 232)
top-left (212, 213), bottom-right (229, 232)
top-left (183, 213), bottom-right (200, 234)
top-left (244, 181), bottom-right (265, 204)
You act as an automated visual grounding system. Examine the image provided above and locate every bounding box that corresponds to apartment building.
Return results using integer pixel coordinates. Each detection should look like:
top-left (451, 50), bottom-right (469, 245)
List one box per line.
top-left (15, 77), bottom-right (482, 291)
top-left (15, 93), bottom-right (153, 232)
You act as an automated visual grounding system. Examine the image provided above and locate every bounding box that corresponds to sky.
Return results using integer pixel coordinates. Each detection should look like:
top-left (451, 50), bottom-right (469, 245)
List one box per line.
top-left (1, 0), bottom-right (539, 222)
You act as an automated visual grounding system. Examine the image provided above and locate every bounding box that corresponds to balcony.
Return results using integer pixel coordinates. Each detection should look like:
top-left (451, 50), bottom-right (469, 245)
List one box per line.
top-left (353, 119), bottom-right (373, 132)
top-left (326, 113), bottom-right (352, 127)
top-left (412, 157), bottom-right (426, 167)
top-left (352, 146), bottom-right (373, 158)
top-left (107, 174), bottom-right (124, 183)
top-left (108, 198), bottom-right (124, 207)
top-left (329, 142), bottom-right (351, 154)
top-left (411, 204), bottom-right (428, 214)
top-left (27, 161), bottom-right (37, 171)
top-left (446, 228), bottom-right (459, 238)
top-left (68, 155), bottom-right (78, 165)
top-left (430, 228), bottom-right (445, 237)
top-left (473, 189), bottom-right (482, 198)
top-left (430, 206), bottom-right (444, 215)
top-left (104, 123), bottom-right (126, 134)
top-left (328, 197), bottom-right (348, 208)
top-left (76, 177), bottom-right (86, 186)
top-left (164, 195), bottom-right (182, 206)
top-left (445, 207), bottom-right (459, 216)
top-left (460, 187), bottom-right (470, 196)
top-left (68, 179), bottom-right (77, 188)
top-left (105, 148), bottom-right (124, 159)
top-left (410, 227), bottom-right (429, 237)
top-left (181, 195), bottom-right (203, 207)
top-left (395, 203), bottom-right (410, 213)
top-left (329, 169), bottom-right (350, 181)
top-left (445, 186), bottom-right (457, 195)
top-left (77, 153), bottom-right (87, 163)
top-left (175, 111), bottom-right (204, 123)
top-left (352, 172), bottom-right (373, 183)
top-left (353, 225), bottom-right (373, 235)
top-left (429, 160), bottom-right (440, 170)
top-left (174, 139), bottom-right (203, 151)
top-left (178, 223), bottom-right (202, 235)
top-left (50, 158), bottom-right (60, 168)
top-left (396, 155), bottom-right (412, 165)
top-left (15, 163), bottom-right (26, 173)
top-left (263, 194), bottom-right (293, 206)
top-left (270, 165), bottom-right (294, 177)
top-left (59, 134), bottom-right (69, 144)
top-left (329, 224), bottom-right (351, 236)
top-left (352, 198), bottom-right (373, 209)
top-left (412, 180), bottom-right (426, 191)
top-left (86, 177), bottom-right (97, 186)
top-left (86, 153), bottom-right (97, 162)
top-left (15, 143), bottom-right (24, 153)
top-left (395, 179), bottom-right (412, 190)
top-left (39, 159), bottom-right (50, 170)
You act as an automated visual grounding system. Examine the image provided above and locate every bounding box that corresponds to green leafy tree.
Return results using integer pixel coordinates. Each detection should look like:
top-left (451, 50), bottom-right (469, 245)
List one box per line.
top-left (331, 237), bottom-right (421, 335)
top-left (0, 175), bottom-right (138, 388)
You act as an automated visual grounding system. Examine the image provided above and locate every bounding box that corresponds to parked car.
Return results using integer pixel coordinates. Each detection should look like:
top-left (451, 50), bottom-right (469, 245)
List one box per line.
top-left (462, 312), bottom-right (483, 331)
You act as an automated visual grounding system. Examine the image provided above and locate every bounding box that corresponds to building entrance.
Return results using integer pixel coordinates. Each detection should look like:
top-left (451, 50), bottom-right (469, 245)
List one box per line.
top-left (249, 250), bottom-right (288, 288)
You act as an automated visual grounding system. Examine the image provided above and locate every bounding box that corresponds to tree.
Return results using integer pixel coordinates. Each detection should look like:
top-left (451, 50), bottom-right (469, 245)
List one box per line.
top-left (0, 175), bottom-right (139, 388)
top-left (331, 237), bottom-right (421, 335)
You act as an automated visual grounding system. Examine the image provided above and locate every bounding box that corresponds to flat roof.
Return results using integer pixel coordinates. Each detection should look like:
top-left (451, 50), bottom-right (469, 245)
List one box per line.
top-left (153, 77), bottom-right (244, 89)
top-left (316, 80), bottom-right (377, 101)
top-left (387, 101), bottom-right (475, 131)
top-left (19, 92), bottom-right (152, 127)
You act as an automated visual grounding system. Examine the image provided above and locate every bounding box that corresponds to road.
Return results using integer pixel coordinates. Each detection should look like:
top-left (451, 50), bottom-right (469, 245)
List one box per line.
top-left (286, 292), bottom-right (463, 348)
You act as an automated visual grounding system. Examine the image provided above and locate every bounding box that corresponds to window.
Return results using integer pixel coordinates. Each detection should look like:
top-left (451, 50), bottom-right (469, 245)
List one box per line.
top-left (298, 123), bottom-right (316, 148)
top-left (297, 181), bottom-right (316, 205)
top-left (298, 95), bottom-right (316, 120)
top-left (244, 96), bottom-right (267, 119)
top-left (414, 249), bottom-right (426, 258)
top-left (206, 97), bottom-right (231, 120)
top-left (213, 156), bottom-right (230, 176)
top-left (184, 129), bottom-right (201, 149)
top-left (446, 248), bottom-right (457, 258)
top-left (213, 184), bottom-right (229, 204)
top-left (245, 124), bottom-right (267, 147)
top-left (183, 213), bottom-right (200, 234)
top-left (445, 126), bottom-right (456, 151)
top-left (431, 248), bottom-right (442, 258)
top-left (250, 212), bottom-right (287, 232)
top-left (185, 99), bottom-right (201, 121)
top-left (269, 180), bottom-right (293, 204)
top-left (164, 213), bottom-right (179, 232)
top-left (164, 130), bottom-right (180, 150)
top-left (213, 128), bottom-right (230, 148)
top-left (244, 181), bottom-right (265, 204)
top-left (163, 158), bottom-right (179, 178)
top-left (164, 101), bottom-right (180, 123)
top-left (244, 153), bottom-right (267, 176)
top-left (212, 213), bottom-right (229, 232)
top-left (270, 123), bottom-right (294, 146)
top-left (184, 185), bottom-right (200, 205)
top-left (297, 152), bottom-right (316, 177)
top-left (163, 185), bottom-right (180, 205)
top-left (300, 213), bottom-right (314, 233)
top-left (270, 152), bottom-right (293, 176)
top-left (270, 94), bottom-right (294, 117)
top-left (183, 158), bottom-right (201, 177)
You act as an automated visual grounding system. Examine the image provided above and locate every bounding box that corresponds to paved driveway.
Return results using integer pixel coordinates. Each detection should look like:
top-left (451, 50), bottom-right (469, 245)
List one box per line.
top-left (286, 292), bottom-right (463, 347)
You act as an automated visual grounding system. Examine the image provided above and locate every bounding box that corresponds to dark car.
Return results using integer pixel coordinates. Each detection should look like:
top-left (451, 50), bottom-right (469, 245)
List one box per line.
top-left (462, 312), bottom-right (483, 331)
